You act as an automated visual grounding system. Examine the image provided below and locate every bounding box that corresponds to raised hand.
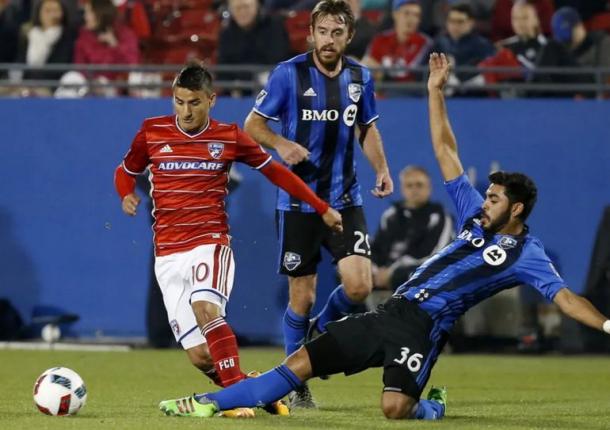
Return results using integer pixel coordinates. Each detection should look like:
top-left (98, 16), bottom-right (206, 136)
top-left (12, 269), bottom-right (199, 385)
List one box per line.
top-left (428, 53), bottom-right (451, 92)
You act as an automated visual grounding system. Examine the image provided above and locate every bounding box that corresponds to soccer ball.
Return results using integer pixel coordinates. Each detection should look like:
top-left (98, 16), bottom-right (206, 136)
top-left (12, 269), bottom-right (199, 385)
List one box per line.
top-left (33, 367), bottom-right (87, 416)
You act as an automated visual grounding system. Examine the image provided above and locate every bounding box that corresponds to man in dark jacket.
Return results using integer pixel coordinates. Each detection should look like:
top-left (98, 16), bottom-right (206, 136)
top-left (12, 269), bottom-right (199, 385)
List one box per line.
top-left (371, 166), bottom-right (453, 291)
top-left (217, 0), bottom-right (291, 96)
top-left (431, 3), bottom-right (495, 95)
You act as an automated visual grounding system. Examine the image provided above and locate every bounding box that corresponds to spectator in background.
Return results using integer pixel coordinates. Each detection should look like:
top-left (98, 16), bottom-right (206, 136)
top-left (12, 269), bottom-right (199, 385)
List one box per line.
top-left (371, 166), bottom-right (453, 292)
top-left (468, 0), bottom-right (497, 36)
top-left (344, 0), bottom-right (376, 61)
top-left (491, 0), bottom-right (554, 41)
top-left (115, 0), bottom-right (151, 44)
top-left (478, 0), bottom-right (581, 97)
top-left (363, 0), bottom-right (431, 93)
top-left (378, 0), bottom-right (448, 36)
top-left (0, 0), bottom-right (21, 79)
top-left (431, 2), bottom-right (495, 95)
top-left (16, 0), bottom-right (76, 93)
top-left (554, 0), bottom-right (609, 23)
top-left (551, 6), bottom-right (610, 91)
top-left (217, 0), bottom-right (290, 97)
top-left (74, 0), bottom-right (139, 84)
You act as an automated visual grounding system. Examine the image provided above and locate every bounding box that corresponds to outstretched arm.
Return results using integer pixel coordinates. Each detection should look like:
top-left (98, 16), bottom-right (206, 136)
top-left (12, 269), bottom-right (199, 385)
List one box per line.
top-left (427, 53), bottom-right (464, 182)
top-left (259, 161), bottom-right (343, 233)
top-left (554, 288), bottom-right (610, 333)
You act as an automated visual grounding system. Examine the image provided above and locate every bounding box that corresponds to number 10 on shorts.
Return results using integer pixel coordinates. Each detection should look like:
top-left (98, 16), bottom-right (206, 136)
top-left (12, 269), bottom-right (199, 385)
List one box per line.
top-left (191, 262), bottom-right (209, 285)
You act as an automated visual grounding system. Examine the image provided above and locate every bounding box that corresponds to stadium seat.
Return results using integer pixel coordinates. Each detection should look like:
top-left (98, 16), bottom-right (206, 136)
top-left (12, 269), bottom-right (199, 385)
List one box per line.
top-left (154, 9), bottom-right (220, 44)
top-left (586, 12), bottom-right (610, 33)
top-left (284, 11), bottom-right (311, 54)
top-left (362, 9), bottom-right (383, 26)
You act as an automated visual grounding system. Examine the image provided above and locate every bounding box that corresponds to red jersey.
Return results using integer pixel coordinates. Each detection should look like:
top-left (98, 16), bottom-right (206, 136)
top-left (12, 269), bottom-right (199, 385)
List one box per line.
top-left (368, 30), bottom-right (432, 82)
top-left (121, 115), bottom-right (272, 256)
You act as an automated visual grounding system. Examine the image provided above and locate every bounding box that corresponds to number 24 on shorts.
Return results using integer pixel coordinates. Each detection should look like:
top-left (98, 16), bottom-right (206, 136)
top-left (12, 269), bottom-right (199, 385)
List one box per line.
top-left (393, 347), bottom-right (424, 372)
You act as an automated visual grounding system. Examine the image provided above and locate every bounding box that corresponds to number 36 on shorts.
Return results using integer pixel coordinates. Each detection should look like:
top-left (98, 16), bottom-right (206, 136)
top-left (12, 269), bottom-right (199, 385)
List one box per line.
top-left (393, 347), bottom-right (424, 372)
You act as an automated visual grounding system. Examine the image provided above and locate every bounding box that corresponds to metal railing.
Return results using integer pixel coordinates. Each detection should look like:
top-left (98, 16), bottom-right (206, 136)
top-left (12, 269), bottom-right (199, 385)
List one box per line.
top-left (1, 63), bottom-right (609, 98)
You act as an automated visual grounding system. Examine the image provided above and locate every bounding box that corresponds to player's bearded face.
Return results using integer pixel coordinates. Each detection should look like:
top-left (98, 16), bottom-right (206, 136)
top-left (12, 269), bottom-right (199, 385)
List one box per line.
top-left (481, 184), bottom-right (512, 233)
top-left (173, 87), bottom-right (216, 132)
top-left (311, 15), bottom-right (352, 70)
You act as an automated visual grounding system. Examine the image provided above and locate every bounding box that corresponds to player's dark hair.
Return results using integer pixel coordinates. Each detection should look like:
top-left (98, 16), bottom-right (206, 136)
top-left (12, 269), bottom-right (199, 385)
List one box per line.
top-left (488, 171), bottom-right (537, 221)
top-left (311, 0), bottom-right (355, 36)
top-left (449, 3), bottom-right (474, 19)
top-left (172, 62), bottom-right (214, 94)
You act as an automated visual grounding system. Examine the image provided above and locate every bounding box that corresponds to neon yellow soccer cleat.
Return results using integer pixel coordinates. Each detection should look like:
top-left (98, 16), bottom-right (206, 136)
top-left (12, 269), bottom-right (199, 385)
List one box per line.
top-left (427, 386), bottom-right (447, 407)
top-left (158, 395), bottom-right (217, 418)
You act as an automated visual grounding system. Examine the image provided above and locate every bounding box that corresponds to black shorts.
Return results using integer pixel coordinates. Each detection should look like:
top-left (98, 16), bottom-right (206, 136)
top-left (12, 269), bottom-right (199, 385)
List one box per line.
top-left (305, 297), bottom-right (447, 399)
top-left (276, 206), bottom-right (370, 277)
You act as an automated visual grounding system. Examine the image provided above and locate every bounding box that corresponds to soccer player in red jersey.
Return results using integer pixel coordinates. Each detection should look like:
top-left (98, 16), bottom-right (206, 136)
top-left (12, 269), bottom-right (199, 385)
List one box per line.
top-left (114, 63), bottom-right (342, 417)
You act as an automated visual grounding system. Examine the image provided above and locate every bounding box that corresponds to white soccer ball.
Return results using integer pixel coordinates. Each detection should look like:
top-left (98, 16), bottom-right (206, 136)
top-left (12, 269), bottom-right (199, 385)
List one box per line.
top-left (33, 367), bottom-right (87, 416)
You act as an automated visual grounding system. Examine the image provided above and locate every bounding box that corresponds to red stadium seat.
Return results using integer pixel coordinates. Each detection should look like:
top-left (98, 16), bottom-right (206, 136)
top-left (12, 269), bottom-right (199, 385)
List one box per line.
top-left (144, 42), bottom-right (217, 95)
top-left (154, 9), bottom-right (220, 44)
top-left (362, 9), bottom-right (383, 26)
top-left (586, 12), bottom-right (610, 33)
top-left (147, 0), bottom-right (213, 10)
top-left (284, 11), bottom-right (311, 54)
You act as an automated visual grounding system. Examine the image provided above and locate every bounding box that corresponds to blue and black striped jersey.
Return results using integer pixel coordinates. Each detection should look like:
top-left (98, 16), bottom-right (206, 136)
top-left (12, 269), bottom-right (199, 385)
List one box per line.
top-left (396, 174), bottom-right (566, 332)
top-left (253, 52), bottom-right (378, 212)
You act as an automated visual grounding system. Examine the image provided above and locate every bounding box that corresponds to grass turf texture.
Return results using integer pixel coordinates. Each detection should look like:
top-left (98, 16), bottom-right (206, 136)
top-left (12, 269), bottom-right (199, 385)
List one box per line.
top-left (1, 348), bottom-right (609, 430)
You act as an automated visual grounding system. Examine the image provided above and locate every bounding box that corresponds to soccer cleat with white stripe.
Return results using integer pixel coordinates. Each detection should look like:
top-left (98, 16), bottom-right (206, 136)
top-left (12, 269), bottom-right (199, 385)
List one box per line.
top-left (159, 394), bottom-right (256, 419)
top-left (159, 395), bottom-right (216, 417)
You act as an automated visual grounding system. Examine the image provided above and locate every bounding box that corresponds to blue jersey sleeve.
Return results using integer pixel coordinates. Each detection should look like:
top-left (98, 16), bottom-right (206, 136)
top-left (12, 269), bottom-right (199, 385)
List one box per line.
top-left (516, 240), bottom-right (566, 302)
top-left (444, 174), bottom-right (484, 230)
top-left (357, 68), bottom-right (379, 125)
top-left (252, 64), bottom-right (290, 122)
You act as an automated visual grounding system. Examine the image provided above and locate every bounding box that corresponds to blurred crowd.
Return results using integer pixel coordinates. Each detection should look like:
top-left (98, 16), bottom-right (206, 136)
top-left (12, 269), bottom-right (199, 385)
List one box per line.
top-left (1, 0), bottom-right (609, 98)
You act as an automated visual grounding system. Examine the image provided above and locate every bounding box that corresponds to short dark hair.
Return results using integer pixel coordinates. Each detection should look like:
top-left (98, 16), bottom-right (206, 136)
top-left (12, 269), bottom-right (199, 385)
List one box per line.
top-left (488, 171), bottom-right (537, 221)
top-left (32, 0), bottom-right (69, 28)
top-left (449, 3), bottom-right (474, 19)
top-left (89, 0), bottom-right (116, 32)
top-left (173, 62), bottom-right (214, 93)
top-left (311, 0), bottom-right (355, 37)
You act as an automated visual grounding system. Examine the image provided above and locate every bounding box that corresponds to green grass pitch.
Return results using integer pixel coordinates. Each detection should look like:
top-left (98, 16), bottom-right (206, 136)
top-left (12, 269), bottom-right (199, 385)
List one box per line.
top-left (1, 348), bottom-right (609, 430)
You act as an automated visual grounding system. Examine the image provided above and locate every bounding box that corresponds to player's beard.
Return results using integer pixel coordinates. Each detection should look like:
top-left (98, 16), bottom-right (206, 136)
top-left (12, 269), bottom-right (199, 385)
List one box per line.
top-left (482, 207), bottom-right (511, 234)
top-left (314, 46), bottom-right (342, 72)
